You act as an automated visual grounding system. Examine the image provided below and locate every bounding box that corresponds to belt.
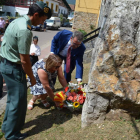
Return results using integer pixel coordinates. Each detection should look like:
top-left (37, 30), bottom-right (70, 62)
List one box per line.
top-left (1, 57), bottom-right (21, 67)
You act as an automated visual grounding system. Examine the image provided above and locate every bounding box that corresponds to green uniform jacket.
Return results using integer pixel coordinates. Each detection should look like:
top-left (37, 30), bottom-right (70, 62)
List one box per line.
top-left (0, 15), bottom-right (32, 64)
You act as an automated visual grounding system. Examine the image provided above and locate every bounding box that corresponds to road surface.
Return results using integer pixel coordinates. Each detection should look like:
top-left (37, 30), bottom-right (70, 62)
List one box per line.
top-left (32, 27), bottom-right (72, 59)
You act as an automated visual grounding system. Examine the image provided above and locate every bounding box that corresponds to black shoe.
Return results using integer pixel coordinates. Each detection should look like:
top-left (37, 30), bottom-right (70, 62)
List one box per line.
top-left (0, 94), bottom-right (2, 98)
top-left (17, 133), bottom-right (28, 140)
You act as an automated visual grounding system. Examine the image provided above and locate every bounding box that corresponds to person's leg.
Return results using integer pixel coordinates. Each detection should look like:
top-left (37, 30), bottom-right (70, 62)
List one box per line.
top-left (0, 72), bottom-right (3, 98)
top-left (1, 63), bottom-right (27, 140)
top-left (28, 95), bottom-right (39, 110)
top-left (64, 59), bottom-right (76, 83)
top-left (40, 94), bottom-right (50, 107)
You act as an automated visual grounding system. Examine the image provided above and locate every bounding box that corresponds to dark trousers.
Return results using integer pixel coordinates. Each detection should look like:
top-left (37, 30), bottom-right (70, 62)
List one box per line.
top-left (63, 59), bottom-right (75, 82)
top-left (57, 54), bottom-right (76, 83)
top-left (0, 59), bottom-right (27, 140)
top-left (0, 71), bottom-right (3, 98)
top-left (30, 55), bottom-right (38, 66)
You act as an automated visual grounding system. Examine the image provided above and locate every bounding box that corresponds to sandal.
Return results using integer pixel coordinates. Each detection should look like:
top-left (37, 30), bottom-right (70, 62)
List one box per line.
top-left (41, 100), bottom-right (50, 108)
top-left (27, 99), bottom-right (34, 110)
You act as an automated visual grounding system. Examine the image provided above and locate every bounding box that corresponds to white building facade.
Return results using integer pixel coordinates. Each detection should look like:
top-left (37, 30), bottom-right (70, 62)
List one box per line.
top-left (0, 0), bottom-right (70, 17)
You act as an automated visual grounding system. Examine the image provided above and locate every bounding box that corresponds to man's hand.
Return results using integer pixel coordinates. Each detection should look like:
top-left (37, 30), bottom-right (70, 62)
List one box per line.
top-left (50, 52), bottom-right (54, 55)
top-left (78, 81), bottom-right (83, 88)
top-left (30, 76), bottom-right (36, 87)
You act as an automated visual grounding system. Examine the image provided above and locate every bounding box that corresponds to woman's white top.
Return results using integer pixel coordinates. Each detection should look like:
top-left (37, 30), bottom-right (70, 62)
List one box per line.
top-left (30, 44), bottom-right (41, 56)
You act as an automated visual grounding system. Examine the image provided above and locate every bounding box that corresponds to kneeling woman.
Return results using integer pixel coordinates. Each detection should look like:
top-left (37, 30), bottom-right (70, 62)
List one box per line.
top-left (28, 54), bottom-right (67, 110)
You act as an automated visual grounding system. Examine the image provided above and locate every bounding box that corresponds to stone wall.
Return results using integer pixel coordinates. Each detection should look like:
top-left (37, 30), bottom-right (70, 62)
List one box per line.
top-left (81, 0), bottom-right (140, 127)
top-left (83, 39), bottom-right (95, 64)
top-left (73, 11), bottom-right (98, 33)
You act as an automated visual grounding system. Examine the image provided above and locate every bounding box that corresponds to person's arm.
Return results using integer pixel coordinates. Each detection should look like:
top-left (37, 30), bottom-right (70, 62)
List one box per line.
top-left (51, 31), bottom-right (62, 53)
top-left (58, 66), bottom-right (67, 88)
top-left (30, 44), bottom-right (35, 56)
top-left (75, 43), bottom-right (86, 86)
top-left (38, 69), bottom-right (54, 101)
top-left (20, 54), bottom-right (36, 86)
top-left (3, 20), bottom-right (5, 28)
top-left (18, 29), bottom-right (36, 86)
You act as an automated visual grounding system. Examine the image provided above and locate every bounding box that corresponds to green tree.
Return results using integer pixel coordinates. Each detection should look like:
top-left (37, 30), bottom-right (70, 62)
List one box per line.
top-left (59, 14), bottom-right (63, 23)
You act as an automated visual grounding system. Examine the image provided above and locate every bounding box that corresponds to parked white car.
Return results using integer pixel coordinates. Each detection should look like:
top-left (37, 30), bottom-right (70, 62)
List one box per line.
top-left (46, 17), bottom-right (61, 30)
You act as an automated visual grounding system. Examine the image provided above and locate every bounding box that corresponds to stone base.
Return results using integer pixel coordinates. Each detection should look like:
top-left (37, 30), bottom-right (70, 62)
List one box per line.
top-left (81, 92), bottom-right (109, 128)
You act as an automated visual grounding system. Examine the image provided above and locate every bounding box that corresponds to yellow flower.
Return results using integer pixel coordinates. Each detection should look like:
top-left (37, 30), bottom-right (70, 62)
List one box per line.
top-left (71, 89), bottom-right (74, 92)
top-left (83, 92), bottom-right (86, 97)
top-left (73, 101), bottom-right (80, 108)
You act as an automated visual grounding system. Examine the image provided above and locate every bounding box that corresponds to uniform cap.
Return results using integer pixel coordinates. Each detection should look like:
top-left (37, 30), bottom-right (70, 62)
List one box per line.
top-left (35, 1), bottom-right (52, 18)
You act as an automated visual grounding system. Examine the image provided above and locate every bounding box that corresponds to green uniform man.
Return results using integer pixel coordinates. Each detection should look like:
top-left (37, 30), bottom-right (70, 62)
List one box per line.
top-left (0, 1), bottom-right (52, 140)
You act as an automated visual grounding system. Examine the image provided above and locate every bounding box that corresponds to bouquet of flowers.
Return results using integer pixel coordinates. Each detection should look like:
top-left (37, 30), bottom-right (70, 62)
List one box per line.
top-left (54, 82), bottom-right (86, 111)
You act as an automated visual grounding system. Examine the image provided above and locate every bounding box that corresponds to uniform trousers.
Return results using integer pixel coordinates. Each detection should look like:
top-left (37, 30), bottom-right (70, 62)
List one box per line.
top-left (0, 59), bottom-right (27, 140)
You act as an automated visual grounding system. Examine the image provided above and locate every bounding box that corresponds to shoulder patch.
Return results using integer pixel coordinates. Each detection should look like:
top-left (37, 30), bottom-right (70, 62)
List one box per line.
top-left (27, 24), bottom-right (31, 30)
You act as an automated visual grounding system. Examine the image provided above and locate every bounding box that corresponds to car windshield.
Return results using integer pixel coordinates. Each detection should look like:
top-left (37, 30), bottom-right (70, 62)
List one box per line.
top-left (46, 20), bottom-right (54, 23)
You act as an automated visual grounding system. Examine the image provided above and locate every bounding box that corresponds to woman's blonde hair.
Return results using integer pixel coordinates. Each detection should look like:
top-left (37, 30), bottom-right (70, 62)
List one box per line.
top-left (44, 54), bottom-right (62, 71)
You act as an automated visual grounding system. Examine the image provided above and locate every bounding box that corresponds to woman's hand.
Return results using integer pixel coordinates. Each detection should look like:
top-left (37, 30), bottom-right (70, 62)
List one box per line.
top-left (58, 66), bottom-right (68, 88)
top-left (55, 101), bottom-right (61, 107)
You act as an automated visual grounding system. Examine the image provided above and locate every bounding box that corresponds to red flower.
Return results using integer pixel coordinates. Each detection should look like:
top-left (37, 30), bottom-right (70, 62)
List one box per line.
top-left (78, 87), bottom-right (81, 91)
top-left (67, 92), bottom-right (72, 97)
top-left (67, 96), bottom-right (73, 101)
top-left (73, 95), bottom-right (77, 102)
top-left (71, 92), bottom-right (77, 96)
top-left (77, 90), bottom-right (83, 94)
top-left (65, 87), bottom-right (69, 92)
top-left (77, 95), bottom-right (85, 104)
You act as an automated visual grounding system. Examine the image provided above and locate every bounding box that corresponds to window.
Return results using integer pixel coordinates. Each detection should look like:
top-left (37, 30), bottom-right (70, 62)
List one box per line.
top-left (15, 12), bottom-right (19, 17)
top-left (51, 3), bottom-right (53, 11)
top-left (61, 9), bottom-right (63, 14)
top-left (0, 12), bottom-right (5, 16)
top-left (46, 1), bottom-right (49, 6)
top-left (7, 12), bottom-right (11, 16)
top-left (55, 5), bottom-right (58, 12)
top-left (4, 0), bottom-right (36, 6)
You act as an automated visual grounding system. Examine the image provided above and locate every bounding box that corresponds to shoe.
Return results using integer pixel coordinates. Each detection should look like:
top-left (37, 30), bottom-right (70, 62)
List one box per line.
top-left (27, 99), bottom-right (34, 110)
top-left (0, 94), bottom-right (2, 98)
top-left (17, 133), bottom-right (28, 140)
top-left (41, 100), bottom-right (50, 108)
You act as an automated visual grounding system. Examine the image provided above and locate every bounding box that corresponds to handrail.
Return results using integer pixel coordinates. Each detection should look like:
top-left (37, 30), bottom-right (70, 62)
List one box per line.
top-left (84, 27), bottom-right (101, 37)
top-left (83, 27), bottom-right (101, 43)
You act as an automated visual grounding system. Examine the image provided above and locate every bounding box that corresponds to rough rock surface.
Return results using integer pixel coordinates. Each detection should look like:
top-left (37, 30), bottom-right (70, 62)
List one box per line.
top-left (82, 0), bottom-right (140, 127)
top-left (73, 11), bottom-right (97, 33)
